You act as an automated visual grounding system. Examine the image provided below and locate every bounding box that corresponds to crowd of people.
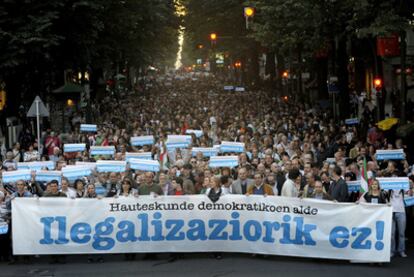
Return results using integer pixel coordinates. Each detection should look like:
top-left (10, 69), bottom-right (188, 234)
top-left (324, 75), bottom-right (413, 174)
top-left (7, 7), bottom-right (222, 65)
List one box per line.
top-left (0, 74), bottom-right (413, 264)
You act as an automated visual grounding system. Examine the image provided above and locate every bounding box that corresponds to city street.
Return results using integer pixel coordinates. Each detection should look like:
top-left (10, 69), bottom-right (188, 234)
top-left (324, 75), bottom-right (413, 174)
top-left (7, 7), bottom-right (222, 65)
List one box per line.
top-left (1, 248), bottom-right (413, 277)
top-left (1, 1), bottom-right (414, 277)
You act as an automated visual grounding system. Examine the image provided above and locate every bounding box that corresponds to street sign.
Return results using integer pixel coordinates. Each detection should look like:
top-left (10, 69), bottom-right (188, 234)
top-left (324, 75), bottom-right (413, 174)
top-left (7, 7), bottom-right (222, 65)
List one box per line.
top-left (301, 73), bottom-right (310, 79)
top-left (327, 84), bottom-right (339, 94)
top-left (27, 96), bottom-right (49, 117)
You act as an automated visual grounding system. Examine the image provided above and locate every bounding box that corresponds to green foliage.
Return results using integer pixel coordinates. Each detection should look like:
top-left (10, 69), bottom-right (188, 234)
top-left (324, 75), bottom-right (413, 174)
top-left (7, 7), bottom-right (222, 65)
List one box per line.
top-left (182, 0), bottom-right (248, 65)
top-left (0, 0), bottom-right (180, 72)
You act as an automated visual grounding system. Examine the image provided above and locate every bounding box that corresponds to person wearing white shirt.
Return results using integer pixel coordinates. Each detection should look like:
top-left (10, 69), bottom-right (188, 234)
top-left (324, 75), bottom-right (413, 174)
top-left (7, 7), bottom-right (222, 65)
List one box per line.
top-left (220, 175), bottom-right (232, 195)
top-left (281, 168), bottom-right (301, 197)
top-left (60, 178), bottom-right (76, 199)
top-left (389, 189), bottom-right (407, 258)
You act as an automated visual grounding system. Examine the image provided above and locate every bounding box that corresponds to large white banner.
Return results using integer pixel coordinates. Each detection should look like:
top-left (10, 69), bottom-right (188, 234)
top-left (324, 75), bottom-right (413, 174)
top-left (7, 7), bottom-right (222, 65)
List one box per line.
top-left (12, 196), bottom-right (392, 262)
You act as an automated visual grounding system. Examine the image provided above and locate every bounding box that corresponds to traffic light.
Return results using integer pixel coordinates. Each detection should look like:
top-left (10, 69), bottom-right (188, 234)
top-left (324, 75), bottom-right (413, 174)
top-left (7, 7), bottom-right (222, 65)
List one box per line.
top-left (244, 7), bottom-right (255, 29)
top-left (210, 33), bottom-right (217, 46)
top-left (244, 7), bottom-right (255, 18)
top-left (0, 90), bottom-right (6, 111)
top-left (282, 70), bottom-right (289, 79)
top-left (373, 77), bottom-right (382, 92)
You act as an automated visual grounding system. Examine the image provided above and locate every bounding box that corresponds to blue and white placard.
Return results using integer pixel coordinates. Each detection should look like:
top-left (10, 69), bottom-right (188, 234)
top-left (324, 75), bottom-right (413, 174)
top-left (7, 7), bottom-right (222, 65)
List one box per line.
top-left (224, 85), bottom-right (234, 91)
top-left (326, 158), bottom-right (336, 164)
top-left (129, 159), bottom-right (160, 172)
top-left (168, 135), bottom-right (191, 143)
top-left (130, 136), bottom-right (154, 146)
top-left (62, 166), bottom-right (92, 179)
top-left (125, 152), bottom-right (152, 162)
top-left (345, 118), bottom-right (359, 125)
top-left (404, 196), bottom-right (414, 207)
top-left (0, 223), bottom-right (8, 235)
top-left (64, 143), bottom-right (86, 153)
top-left (18, 161), bottom-right (55, 172)
top-left (17, 162), bottom-right (30, 170)
top-left (2, 170), bottom-right (32, 183)
top-left (35, 171), bottom-right (62, 183)
top-left (96, 160), bottom-right (127, 173)
top-left (75, 161), bottom-right (97, 170)
top-left (186, 130), bottom-right (203, 138)
top-left (166, 135), bottom-right (191, 150)
top-left (220, 141), bottom-right (245, 153)
top-left (377, 177), bottom-right (409, 191)
top-left (90, 146), bottom-right (115, 156)
top-left (80, 124), bottom-right (97, 132)
top-left (346, 181), bottom-right (361, 193)
top-left (209, 156), bottom-right (239, 168)
top-left (375, 149), bottom-right (405, 161)
top-left (192, 147), bottom-right (219, 157)
top-left (235, 87), bottom-right (245, 92)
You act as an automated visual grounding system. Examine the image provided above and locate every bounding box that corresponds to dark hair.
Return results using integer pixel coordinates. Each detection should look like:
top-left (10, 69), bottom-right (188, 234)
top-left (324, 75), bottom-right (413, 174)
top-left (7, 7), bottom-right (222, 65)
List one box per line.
top-left (120, 179), bottom-right (132, 193)
top-left (49, 179), bottom-right (59, 185)
top-left (174, 177), bottom-right (184, 186)
top-left (220, 175), bottom-right (229, 185)
top-left (288, 168), bottom-right (301, 180)
top-left (122, 178), bottom-right (132, 186)
top-left (74, 179), bottom-right (85, 190)
top-left (333, 165), bottom-right (342, 176)
top-left (344, 172), bottom-right (356, 181)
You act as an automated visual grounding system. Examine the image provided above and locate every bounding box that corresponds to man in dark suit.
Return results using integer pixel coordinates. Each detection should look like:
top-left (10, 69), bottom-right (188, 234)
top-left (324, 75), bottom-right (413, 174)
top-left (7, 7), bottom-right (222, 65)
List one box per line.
top-left (328, 165), bottom-right (348, 202)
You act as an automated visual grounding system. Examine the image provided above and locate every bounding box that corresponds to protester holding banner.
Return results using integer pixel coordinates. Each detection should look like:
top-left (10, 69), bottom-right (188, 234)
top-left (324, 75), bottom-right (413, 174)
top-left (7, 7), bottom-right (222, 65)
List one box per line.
top-left (0, 190), bottom-right (11, 262)
top-left (388, 188), bottom-right (408, 258)
top-left (43, 180), bottom-right (66, 197)
top-left (359, 179), bottom-right (387, 204)
top-left (117, 178), bottom-right (137, 197)
top-left (159, 172), bottom-right (174, 195)
top-left (3, 75), bottom-right (414, 264)
top-left (104, 172), bottom-right (120, 197)
top-left (247, 173), bottom-right (274, 196)
top-left (60, 177), bottom-right (76, 198)
top-left (74, 179), bottom-right (86, 198)
top-left (9, 181), bottom-right (32, 199)
top-left (171, 177), bottom-right (185, 195)
top-left (138, 172), bottom-right (163, 196)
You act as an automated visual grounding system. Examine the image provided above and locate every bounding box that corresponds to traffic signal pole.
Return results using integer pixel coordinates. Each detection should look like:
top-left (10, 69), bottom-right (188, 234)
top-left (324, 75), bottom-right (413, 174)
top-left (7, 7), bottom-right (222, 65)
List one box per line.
top-left (400, 31), bottom-right (407, 124)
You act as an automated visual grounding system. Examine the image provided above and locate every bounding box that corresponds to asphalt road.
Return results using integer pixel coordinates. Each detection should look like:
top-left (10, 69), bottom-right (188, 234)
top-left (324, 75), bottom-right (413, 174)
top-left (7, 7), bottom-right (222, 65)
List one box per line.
top-left (1, 248), bottom-right (413, 277)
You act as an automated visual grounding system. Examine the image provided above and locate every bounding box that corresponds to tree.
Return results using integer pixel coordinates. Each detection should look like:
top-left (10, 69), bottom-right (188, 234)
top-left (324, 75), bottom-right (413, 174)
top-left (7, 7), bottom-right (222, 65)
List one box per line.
top-left (0, 0), bottom-right (181, 114)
